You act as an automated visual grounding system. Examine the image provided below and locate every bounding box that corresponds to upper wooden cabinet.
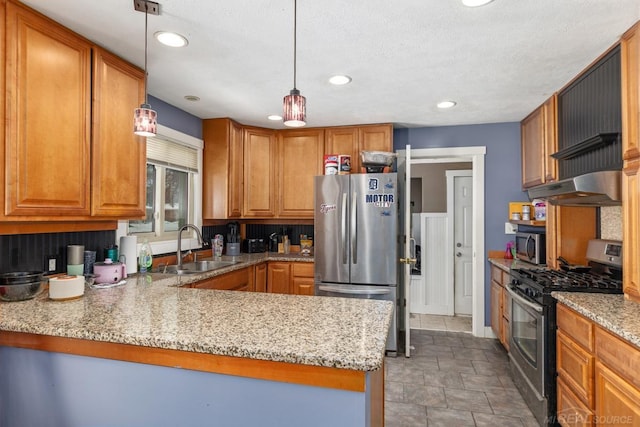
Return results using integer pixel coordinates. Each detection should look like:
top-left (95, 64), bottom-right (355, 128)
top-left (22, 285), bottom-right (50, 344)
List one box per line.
top-left (325, 124), bottom-right (393, 173)
top-left (202, 118), bottom-right (243, 219)
top-left (202, 122), bottom-right (392, 220)
top-left (2, 1), bottom-right (145, 222)
top-left (276, 129), bottom-right (324, 217)
top-left (521, 95), bottom-right (557, 189)
top-left (243, 127), bottom-right (277, 218)
top-left (621, 23), bottom-right (640, 303)
top-left (4, 0), bottom-right (92, 217)
top-left (91, 47), bottom-right (146, 218)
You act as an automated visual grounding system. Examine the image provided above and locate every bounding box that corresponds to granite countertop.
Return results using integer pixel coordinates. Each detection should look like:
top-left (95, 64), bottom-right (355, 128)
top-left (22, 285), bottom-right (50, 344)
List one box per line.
top-left (488, 257), bottom-right (540, 272)
top-left (552, 292), bottom-right (640, 349)
top-left (0, 266), bottom-right (393, 371)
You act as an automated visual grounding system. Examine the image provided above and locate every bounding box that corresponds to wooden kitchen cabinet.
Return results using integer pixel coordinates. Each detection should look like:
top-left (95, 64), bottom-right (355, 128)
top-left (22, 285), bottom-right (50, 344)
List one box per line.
top-left (556, 303), bottom-right (640, 427)
top-left (521, 95), bottom-right (557, 189)
top-left (254, 262), bottom-right (267, 292)
top-left (91, 47), bottom-right (146, 218)
top-left (191, 266), bottom-right (254, 292)
top-left (4, 0), bottom-right (92, 217)
top-left (325, 124), bottom-right (393, 173)
top-left (291, 262), bottom-right (315, 296)
top-left (2, 0), bottom-right (145, 223)
top-left (267, 262), bottom-right (291, 294)
top-left (546, 206), bottom-right (597, 269)
top-left (243, 127), bottom-right (276, 218)
top-left (489, 265), bottom-right (509, 349)
top-left (276, 129), bottom-right (324, 218)
top-left (621, 23), bottom-right (640, 303)
top-left (202, 118), bottom-right (244, 219)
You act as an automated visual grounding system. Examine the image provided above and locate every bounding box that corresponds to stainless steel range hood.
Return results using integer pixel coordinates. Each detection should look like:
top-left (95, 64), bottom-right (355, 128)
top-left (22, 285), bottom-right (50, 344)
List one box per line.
top-left (527, 170), bottom-right (621, 206)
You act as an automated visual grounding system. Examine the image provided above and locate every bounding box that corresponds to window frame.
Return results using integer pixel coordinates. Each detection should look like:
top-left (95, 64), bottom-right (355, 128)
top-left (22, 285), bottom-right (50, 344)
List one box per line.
top-left (117, 124), bottom-right (204, 257)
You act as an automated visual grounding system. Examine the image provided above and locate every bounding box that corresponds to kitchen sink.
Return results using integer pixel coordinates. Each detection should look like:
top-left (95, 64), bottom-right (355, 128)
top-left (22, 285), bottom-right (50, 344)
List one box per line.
top-left (159, 260), bottom-right (239, 275)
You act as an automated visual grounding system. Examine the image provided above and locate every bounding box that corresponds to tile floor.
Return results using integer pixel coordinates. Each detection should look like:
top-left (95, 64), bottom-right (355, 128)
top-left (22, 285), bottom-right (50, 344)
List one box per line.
top-left (384, 328), bottom-right (539, 427)
top-left (410, 313), bottom-right (472, 333)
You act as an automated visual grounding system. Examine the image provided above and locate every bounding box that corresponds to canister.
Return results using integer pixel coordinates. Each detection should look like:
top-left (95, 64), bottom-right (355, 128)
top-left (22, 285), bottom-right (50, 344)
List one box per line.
top-left (324, 154), bottom-right (338, 175)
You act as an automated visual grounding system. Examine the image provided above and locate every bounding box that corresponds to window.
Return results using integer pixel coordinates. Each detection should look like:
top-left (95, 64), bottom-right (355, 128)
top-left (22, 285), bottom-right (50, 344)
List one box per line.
top-left (122, 125), bottom-right (203, 255)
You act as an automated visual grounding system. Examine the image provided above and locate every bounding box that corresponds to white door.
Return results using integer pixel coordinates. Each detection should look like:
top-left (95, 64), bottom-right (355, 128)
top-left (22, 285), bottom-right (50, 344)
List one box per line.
top-left (452, 172), bottom-right (473, 315)
top-left (397, 145), bottom-right (413, 357)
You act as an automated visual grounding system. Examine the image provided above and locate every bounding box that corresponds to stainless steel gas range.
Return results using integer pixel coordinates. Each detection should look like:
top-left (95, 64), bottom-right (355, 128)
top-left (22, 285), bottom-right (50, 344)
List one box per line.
top-left (507, 239), bottom-right (623, 427)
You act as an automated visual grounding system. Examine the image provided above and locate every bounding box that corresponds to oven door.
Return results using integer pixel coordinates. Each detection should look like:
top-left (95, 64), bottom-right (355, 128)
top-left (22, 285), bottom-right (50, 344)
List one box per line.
top-left (507, 286), bottom-right (545, 395)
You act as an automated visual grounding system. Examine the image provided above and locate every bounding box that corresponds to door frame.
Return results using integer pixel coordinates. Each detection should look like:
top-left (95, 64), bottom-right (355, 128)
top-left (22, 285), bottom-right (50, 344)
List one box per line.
top-left (447, 169), bottom-right (472, 316)
top-left (398, 147), bottom-right (486, 338)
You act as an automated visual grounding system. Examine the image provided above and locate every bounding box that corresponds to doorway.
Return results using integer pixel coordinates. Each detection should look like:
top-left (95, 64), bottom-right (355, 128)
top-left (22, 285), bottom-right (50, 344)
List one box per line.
top-left (398, 146), bottom-right (486, 347)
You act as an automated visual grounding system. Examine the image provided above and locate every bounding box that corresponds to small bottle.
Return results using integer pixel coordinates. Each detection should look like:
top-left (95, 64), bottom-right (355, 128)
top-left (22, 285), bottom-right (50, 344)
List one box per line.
top-left (505, 242), bottom-right (514, 260)
top-left (283, 236), bottom-right (290, 254)
top-left (138, 239), bottom-right (153, 273)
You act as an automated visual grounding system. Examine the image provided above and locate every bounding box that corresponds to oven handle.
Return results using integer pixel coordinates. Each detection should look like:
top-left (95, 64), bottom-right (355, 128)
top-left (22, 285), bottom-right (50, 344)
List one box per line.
top-left (506, 285), bottom-right (543, 313)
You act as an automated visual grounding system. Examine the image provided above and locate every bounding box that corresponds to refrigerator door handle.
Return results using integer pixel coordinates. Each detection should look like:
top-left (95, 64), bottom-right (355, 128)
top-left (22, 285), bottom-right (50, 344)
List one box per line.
top-left (318, 285), bottom-right (392, 296)
top-left (341, 192), bottom-right (348, 265)
top-left (351, 191), bottom-right (357, 264)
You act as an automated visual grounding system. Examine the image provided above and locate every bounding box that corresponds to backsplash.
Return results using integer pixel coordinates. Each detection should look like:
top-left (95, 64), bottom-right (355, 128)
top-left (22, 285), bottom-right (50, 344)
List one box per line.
top-left (0, 230), bottom-right (115, 274)
top-left (245, 224), bottom-right (314, 245)
top-left (600, 206), bottom-right (622, 241)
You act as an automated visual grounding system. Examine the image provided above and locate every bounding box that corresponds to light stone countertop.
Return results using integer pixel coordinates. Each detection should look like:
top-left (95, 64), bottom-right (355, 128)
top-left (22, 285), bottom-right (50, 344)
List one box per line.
top-left (487, 257), bottom-right (540, 273)
top-left (552, 292), bottom-right (640, 349)
top-left (0, 252), bottom-right (394, 371)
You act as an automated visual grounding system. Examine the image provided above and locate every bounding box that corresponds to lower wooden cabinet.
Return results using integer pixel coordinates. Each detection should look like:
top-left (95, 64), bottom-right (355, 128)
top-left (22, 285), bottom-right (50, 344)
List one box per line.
top-left (489, 264), bottom-right (509, 349)
top-left (557, 303), bottom-right (640, 427)
top-left (254, 262), bottom-right (267, 292)
top-left (291, 263), bottom-right (315, 296)
top-left (191, 266), bottom-right (254, 292)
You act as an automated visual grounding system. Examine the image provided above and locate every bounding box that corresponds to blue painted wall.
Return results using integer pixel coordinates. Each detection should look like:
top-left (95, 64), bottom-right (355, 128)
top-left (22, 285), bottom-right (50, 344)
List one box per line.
top-left (148, 95), bottom-right (202, 139)
top-left (394, 123), bottom-right (529, 325)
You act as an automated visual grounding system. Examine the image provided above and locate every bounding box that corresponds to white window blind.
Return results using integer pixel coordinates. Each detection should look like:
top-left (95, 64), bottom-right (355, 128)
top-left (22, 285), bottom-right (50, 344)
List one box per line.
top-left (147, 136), bottom-right (198, 172)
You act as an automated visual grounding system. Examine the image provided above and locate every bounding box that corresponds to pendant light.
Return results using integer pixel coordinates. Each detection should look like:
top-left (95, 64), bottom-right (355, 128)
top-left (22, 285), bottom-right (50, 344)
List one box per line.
top-left (283, 0), bottom-right (306, 127)
top-left (133, 0), bottom-right (159, 137)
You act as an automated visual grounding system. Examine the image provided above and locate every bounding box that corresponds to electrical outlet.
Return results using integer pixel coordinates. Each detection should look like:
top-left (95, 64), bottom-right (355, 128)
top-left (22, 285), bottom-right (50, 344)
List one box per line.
top-left (45, 255), bottom-right (58, 273)
top-left (505, 222), bottom-right (517, 235)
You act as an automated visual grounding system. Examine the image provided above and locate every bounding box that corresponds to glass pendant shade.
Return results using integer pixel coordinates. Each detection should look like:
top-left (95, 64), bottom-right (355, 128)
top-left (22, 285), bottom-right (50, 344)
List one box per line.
top-left (283, 89), bottom-right (306, 127)
top-left (134, 104), bottom-right (157, 137)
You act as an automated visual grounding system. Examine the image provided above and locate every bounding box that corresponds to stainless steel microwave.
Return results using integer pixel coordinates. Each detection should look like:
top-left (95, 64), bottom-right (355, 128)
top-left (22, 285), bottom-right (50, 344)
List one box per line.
top-left (515, 232), bottom-right (546, 265)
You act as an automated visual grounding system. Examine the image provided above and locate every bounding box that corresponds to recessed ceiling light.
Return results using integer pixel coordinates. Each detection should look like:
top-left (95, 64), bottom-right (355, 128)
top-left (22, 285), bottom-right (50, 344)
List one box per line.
top-left (268, 115), bottom-right (283, 121)
top-left (184, 95), bottom-right (200, 102)
top-left (154, 31), bottom-right (189, 47)
top-left (462, 0), bottom-right (494, 7)
top-left (329, 75), bottom-right (352, 85)
top-left (437, 100), bottom-right (457, 109)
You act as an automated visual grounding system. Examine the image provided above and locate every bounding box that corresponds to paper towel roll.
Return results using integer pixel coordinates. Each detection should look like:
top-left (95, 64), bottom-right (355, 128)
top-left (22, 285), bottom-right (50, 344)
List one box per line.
top-left (120, 235), bottom-right (138, 276)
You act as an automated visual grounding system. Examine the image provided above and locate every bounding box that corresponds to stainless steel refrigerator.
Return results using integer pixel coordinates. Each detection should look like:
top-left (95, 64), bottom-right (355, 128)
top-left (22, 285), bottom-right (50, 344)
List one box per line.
top-left (314, 173), bottom-right (398, 354)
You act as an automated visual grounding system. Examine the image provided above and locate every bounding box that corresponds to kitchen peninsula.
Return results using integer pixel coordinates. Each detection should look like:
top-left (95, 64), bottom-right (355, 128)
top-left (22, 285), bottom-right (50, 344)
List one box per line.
top-left (0, 260), bottom-right (393, 427)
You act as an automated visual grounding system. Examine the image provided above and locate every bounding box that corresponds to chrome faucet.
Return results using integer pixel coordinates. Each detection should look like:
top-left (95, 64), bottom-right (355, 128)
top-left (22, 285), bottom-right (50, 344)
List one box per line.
top-left (177, 224), bottom-right (205, 269)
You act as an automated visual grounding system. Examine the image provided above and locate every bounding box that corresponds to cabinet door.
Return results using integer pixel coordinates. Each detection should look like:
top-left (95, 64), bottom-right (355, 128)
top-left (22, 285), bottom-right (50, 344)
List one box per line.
top-left (325, 127), bottom-right (358, 170)
top-left (595, 361), bottom-right (640, 427)
top-left (192, 268), bottom-right (252, 292)
top-left (202, 118), bottom-right (243, 219)
top-left (254, 262), bottom-right (267, 292)
top-left (358, 125), bottom-right (393, 173)
top-left (521, 106), bottom-right (545, 189)
top-left (622, 24), bottom-right (640, 303)
top-left (557, 376), bottom-right (594, 427)
top-left (243, 127), bottom-right (276, 217)
top-left (490, 280), bottom-right (502, 342)
top-left (277, 129), bottom-right (324, 217)
top-left (91, 47), bottom-right (146, 217)
top-left (267, 262), bottom-right (291, 294)
top-left (543, 95), bottom-right (558, 183)
top-left (291, 277), bottom-right (315, 295)
top-left (5, 2), bottom-right (92, 217)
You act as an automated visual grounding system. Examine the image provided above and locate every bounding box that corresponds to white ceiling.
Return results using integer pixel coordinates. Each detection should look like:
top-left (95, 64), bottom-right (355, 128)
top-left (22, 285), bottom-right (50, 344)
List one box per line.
top-left (21, 0), bottom-right (640, 129)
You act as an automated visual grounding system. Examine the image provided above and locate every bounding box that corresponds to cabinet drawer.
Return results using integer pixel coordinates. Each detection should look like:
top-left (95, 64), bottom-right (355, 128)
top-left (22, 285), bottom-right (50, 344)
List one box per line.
top-left (595, 326), bottom-right (640, 390)
top-left (491, 266), bottom-right (505, 284)
top-left (557, 376), bottom-right (594, 427)
top-left (557, 330), bottom-right (595, 407)
top-left (292, 262), bottom-right (314, 278)
top-left (557, 304), bottom-right (594, 352)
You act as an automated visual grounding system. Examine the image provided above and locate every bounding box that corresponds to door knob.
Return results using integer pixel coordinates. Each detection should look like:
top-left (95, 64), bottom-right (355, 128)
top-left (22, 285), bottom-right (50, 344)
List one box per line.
top-left (399, 257), bottom-right (417, 264)
top-left (456, 252), bottom-right (462, 257)
top-left (456, 243), bottom-right (462, 247)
